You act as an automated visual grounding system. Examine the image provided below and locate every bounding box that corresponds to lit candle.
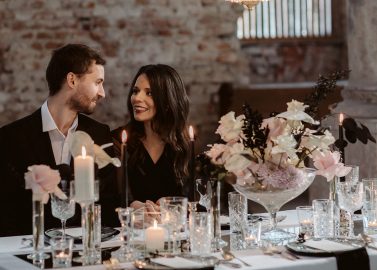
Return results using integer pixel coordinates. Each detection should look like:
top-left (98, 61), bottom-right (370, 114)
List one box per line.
top-left (368, 221), bottom-right (377, 228)
top-left (145, 219), bottom-right (165, 251)
top-left (189, 125), bottom-right (195, 185)
top-left (56, 251), bottom-right (68, 258)
top-left (300, 219), bottom-right (312, 225)
top-left (339, 113), bottom-right (345, 163)
top-left (120, 130), bottom-right (128, 207)
top-left (74, 146), bottom-right (94, 202)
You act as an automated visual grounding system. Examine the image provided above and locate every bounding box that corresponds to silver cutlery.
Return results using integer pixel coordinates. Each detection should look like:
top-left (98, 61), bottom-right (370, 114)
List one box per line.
top-left (361, 233), bottom-right (377, 250)
top-left (222, 250), bottom-right (252, 267)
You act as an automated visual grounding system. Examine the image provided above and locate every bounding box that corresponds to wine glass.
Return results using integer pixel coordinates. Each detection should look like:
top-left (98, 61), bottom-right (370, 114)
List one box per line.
top-left (51, 181), bottom-right (75, 237)
top-left (337, 179), bottom-right (363, 238)
top-left (160, 197), bottom-right (188, 254)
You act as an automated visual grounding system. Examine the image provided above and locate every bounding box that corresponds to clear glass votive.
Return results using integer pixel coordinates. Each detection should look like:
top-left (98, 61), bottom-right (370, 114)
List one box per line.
top-left (50, 236), bottom-right (73, 268)
top-left (244, 219), bottom-right (261, 249)
top-left (362, 209), bottom-right (377, 235)
top-left (189, 212), bottom-right (212, 255)
top-left (132, 207), bottom-right (166, 254)
top-left (312, 199), bottom-right (334, 239)
top-left (296, 206), bottom-right (313, 239)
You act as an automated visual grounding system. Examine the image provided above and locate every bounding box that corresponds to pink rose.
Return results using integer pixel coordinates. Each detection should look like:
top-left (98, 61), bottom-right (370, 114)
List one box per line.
top-left (261, 117), bottom-right (287, 139)
top-left (25, 165), bottom-right (65, 203)
top-left (313, 151), bottom-right (352, 181)
top-left (206, 143), bottom-right (229, 165)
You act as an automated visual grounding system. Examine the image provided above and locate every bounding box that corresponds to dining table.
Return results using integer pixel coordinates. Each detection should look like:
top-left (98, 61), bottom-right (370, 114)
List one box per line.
top-left (1, 209), bottom-right (377, 270)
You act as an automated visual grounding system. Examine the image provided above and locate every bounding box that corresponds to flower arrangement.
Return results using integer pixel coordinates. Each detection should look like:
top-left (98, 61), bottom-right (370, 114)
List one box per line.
top-left (206, 99), bottom-right (351, 189)
top-left (25, 164), bottom-right (65, 203)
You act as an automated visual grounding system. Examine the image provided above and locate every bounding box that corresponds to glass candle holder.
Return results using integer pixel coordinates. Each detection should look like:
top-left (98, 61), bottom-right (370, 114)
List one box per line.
top-left (296, 206), bottom-right (313, 239)
top-left (50, 236), bottom-right (73, 268)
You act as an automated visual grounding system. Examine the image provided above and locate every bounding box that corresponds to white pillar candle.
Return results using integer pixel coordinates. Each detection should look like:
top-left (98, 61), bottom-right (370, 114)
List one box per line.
top-left (74, 146), bottom-right (94, 202)
top-left (145, 220), bottom-right (165, 251)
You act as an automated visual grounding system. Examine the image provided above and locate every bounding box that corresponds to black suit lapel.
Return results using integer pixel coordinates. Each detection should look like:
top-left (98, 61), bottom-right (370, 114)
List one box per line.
top-left (28, 109), bottom-right (57, 169)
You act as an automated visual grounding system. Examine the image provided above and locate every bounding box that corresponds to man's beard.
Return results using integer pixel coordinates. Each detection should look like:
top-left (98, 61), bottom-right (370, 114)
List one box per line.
top-left (69, 93), bottom-right (100, 115)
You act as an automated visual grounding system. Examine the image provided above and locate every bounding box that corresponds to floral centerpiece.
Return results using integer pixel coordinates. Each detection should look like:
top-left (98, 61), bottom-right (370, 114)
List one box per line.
top-left (206, 99), bottom-right (351, 242)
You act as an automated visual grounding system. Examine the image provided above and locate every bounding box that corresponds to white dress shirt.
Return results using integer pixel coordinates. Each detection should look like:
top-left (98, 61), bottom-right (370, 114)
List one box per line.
top-left (41, 100), bottom-right (78, 165)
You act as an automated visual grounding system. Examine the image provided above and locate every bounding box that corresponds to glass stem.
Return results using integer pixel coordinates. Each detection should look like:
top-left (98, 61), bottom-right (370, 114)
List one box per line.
top-left (270, 211), bottom-right (277, 230)
top-left (61, 219), bottom-right (67, 238)
top-left (172, 230), bottom-right (177, 254)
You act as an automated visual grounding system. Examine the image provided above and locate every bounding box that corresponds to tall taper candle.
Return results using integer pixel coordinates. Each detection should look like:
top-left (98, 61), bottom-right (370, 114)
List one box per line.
top-left (121, 130), bottom-right (128, 207)
top-left (189, 125), bottom-right (195, 184)
top-left (339, 113), bottom-right (345, 163)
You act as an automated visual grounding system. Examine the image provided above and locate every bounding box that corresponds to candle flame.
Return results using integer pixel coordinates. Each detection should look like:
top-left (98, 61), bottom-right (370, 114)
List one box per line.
top-left (339, 113), bottom-right (344, 126)
top-left (189, 125), bottom-right (194, 141)
top-left (121, 130), bottom-right (128, 143)
top-left (82, 146), bottom-right (86, 158)
top-left (153, 219), bottom-right (158, 228)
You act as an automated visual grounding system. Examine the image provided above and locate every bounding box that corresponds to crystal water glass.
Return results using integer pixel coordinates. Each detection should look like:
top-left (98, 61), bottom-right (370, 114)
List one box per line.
top-left (160, 197), bottom-right (188, 254)
top-left (111, 207), bottom-right (137, 262)
top-left (51, 187), bottom-right (75, 237)
top-left (313, 199), bottom-right (334, 239)
top-left (337, 178), bottom-right (363, 238)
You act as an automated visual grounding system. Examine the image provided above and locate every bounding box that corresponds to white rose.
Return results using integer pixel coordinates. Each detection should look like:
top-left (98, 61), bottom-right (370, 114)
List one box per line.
top-left (216, 112), bottom-right (245, 142)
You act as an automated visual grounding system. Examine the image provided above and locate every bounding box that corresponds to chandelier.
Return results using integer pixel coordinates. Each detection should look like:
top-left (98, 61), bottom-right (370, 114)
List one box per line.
top-left (225, 0), bottom-right (269, 10)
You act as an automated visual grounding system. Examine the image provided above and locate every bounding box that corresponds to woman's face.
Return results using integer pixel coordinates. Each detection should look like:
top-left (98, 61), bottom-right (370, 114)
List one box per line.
top-left (130, 74), bottom-right (156, 123)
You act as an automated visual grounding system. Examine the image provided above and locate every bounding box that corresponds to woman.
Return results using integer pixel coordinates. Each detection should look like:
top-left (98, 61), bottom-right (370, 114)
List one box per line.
top-left (112, 64), bottom-right (191, 208)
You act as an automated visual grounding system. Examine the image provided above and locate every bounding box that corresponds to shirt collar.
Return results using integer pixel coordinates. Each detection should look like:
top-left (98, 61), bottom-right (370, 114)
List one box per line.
top-left (41, 100), bottom-right (78, 133)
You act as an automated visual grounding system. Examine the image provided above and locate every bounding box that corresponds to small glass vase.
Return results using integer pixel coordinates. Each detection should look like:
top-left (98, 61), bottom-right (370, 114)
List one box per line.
top-left (80, 202), bottom-right (98, 265)
top-left (27, 199), bottom-right (49, 263)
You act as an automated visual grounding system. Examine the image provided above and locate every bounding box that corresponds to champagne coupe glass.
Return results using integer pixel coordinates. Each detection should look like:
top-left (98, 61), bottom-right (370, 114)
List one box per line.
top-left (160, 197), bottom-right (188, 254)
top-left (51, 180), bottom-right (75, 237)
top-left (336, 167), bottom-right (363, 238)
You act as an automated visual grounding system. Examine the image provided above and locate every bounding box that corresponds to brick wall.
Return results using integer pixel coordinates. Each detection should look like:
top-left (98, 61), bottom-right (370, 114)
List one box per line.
top-left (0, 0), bottom-right (346, 151)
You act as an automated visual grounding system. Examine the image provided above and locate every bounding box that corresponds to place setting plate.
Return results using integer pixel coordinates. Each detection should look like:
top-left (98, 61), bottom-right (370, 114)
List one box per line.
top-left (45, 226), bottom-right (120, 244)
top-left (286, 238), bottom-right (366, 257)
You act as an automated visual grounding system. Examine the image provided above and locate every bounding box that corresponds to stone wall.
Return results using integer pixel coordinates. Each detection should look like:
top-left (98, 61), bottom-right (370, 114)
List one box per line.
top-left (0, 0), bottom-right (346, 151)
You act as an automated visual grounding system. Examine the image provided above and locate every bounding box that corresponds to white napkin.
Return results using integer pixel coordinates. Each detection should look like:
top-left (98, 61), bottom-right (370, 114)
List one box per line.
top-left (151, 257), bottom-right (204, 269)
top-left (304, 239), bottom-right (355, 252)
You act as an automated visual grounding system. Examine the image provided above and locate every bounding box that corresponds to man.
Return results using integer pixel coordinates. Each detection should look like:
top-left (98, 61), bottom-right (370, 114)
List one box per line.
top-left (0, 44), bottom-right (119, 236)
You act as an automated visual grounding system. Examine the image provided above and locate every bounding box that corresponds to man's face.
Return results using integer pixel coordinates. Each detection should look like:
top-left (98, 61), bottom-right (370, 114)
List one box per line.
top-left (69, 62), bottom-right (105, 114)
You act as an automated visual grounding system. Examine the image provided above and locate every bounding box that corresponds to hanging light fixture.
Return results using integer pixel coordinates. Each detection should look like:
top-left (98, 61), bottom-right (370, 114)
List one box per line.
top-left (225, 0), bottom-right (269, 10)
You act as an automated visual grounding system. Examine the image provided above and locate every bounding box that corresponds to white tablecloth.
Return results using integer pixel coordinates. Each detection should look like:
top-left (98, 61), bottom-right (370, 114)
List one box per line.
top-left (1, 210), bottom-right (377, 270)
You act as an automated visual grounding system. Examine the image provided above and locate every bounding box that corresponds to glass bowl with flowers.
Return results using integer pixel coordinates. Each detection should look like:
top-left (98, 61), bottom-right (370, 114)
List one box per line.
top-left (206, 100), bottom-right (351, 243)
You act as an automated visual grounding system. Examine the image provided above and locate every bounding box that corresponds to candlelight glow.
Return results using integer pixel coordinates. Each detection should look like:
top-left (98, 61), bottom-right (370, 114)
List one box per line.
top-left (189, 125), bottom-right (194, 141)
top-left (121, 130), bottom-right (128, 144)
top-left (153, 219), bottom-right (158, 228)
top-left (82, 146), bottom-right (86, 158)
top-left (339, 113), bottom-right (344, 126)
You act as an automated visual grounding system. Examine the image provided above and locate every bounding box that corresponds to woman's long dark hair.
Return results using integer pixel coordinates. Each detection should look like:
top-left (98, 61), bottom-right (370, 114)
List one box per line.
top-left (127, 64), bottom-right (191, 182)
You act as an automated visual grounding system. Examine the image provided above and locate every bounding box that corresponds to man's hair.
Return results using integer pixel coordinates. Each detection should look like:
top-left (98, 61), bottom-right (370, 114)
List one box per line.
top-left (46, 44), bottom-right (106, 96)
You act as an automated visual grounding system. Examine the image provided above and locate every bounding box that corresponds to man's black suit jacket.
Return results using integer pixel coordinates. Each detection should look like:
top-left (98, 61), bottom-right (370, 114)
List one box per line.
top-left (0, 109), bottom-right (120, 236)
